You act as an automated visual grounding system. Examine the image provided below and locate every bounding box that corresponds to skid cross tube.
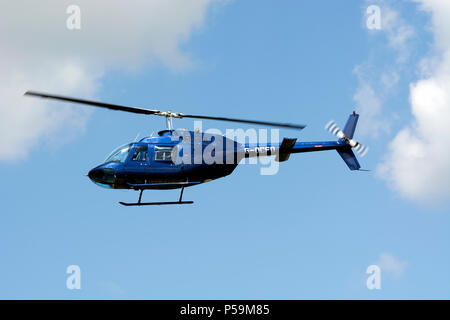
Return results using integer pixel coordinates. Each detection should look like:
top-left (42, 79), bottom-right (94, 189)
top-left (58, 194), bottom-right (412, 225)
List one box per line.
top-left (138, 189), bottom-right (143, 204)
top-left (179, 187), bottom-right (184, 202)
top-left (119, 187), bottom-right (193, 206)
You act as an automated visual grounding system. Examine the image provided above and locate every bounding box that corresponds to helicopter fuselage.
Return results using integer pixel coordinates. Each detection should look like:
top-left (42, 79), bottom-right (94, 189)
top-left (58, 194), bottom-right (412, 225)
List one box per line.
top-left (88, 129), bottom-right (241, 190)
top-left (87, 129), bottom-right (346, 190)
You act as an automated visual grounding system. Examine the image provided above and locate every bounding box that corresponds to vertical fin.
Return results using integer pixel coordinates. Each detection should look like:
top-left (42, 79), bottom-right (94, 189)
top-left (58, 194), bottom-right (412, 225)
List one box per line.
top-left (342, 113), bottom-right (359, 139)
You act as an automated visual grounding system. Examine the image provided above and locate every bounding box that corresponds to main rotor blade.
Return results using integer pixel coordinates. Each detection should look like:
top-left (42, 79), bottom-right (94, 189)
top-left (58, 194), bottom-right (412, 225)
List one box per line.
top-left (181, 114), bottom-right (306, 130)
top-left (24, 90), bottom-right (306, 130)
top-left (24, 91), bottom-right (160, 115)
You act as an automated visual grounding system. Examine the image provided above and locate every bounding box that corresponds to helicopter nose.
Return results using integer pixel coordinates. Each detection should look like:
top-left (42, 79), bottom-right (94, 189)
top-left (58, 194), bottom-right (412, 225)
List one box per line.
top-left (88, 167), bottom-right (116, 185)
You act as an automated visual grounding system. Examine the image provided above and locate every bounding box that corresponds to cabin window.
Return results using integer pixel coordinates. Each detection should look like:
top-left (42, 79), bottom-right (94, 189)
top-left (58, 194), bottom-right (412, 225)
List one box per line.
top-left (154, 146), bottom-right (174, 162)
top-left (104, 144), bottom-right (132, 163)
top-left (131, 145), bottom-right (148, 161)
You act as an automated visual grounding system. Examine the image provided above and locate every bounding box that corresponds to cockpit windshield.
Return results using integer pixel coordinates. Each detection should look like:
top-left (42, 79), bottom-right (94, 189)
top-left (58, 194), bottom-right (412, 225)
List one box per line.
top-left (104, 143), bottom-right (133, 163)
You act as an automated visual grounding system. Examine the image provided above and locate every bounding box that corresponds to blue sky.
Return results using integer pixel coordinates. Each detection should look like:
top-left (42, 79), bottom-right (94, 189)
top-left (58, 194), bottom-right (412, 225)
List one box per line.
top-left (1, 0), bottom-right (450, 299)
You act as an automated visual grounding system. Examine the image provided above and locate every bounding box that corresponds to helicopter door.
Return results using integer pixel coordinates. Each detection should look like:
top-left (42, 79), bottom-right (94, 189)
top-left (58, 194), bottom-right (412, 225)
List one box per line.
top-left (125, 144), bottom-right (150, 182)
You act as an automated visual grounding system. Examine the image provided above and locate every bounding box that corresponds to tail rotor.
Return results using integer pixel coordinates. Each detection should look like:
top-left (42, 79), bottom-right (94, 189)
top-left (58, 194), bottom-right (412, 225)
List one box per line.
top-left (325, 119), bottom-right (369, 157)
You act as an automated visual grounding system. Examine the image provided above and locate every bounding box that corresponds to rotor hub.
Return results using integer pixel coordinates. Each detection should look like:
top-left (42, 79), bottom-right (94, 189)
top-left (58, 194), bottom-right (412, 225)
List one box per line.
top-left (155, 110), bottom-right (184, 118)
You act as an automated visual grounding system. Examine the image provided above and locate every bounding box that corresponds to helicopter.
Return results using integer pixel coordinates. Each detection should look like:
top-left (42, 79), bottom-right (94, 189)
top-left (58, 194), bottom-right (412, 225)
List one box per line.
top-left (24, 91), bottom-right (368, 206)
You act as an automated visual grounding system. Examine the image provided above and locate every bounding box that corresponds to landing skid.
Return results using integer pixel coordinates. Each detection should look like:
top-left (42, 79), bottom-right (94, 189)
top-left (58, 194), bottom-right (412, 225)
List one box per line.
top-left (119, 201), bottom-right (193, 206)
top-left (119, 187), bottom-right (194, 206)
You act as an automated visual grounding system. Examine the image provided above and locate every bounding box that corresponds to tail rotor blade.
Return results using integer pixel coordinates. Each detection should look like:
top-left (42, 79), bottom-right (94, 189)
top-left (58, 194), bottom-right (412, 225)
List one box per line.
top-left (360, 145), bottom-right (369, 157)
top-left (325, 120), bottom-right (345, 139)
top-left (325, 120), bottom-right (339, 133)
top-left (354, 143), bottom-right (369, 157)
top-left (325, 118), bottom-right (369, 157)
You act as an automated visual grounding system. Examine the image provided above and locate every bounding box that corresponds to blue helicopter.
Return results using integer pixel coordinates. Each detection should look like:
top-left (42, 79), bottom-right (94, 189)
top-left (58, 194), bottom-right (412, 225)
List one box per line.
top-left (25, 91), bottom-right (368, 206)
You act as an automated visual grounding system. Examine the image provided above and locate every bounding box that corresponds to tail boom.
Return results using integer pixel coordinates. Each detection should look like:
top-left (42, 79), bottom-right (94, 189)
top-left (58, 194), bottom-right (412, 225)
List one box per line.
top-left (241, 112), bottom-right (365, 171)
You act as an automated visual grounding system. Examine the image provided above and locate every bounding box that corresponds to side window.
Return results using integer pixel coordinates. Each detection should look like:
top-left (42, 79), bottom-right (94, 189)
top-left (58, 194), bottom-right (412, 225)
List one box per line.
top-left (154, 146), bottom-right (174, 162)
top-left (131, 145), bottom-right (148, 161)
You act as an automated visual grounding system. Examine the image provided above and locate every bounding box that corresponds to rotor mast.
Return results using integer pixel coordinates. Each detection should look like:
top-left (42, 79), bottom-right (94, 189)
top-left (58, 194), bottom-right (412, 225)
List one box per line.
top-left (154, 110), bottom-right (183, 130)
top-left (166, 115), bottom-right (173, 130)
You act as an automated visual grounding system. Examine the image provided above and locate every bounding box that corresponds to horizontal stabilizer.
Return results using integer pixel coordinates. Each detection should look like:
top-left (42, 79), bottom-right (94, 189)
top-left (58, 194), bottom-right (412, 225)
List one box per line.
top-left (275, 138), bottom-right (297, 162)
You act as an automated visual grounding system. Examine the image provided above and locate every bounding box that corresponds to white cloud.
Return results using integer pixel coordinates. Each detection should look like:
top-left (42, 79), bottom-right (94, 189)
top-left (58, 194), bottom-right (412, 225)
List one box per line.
top-left (377, 253), bottom-right (407, 276)
top-left (378, 1), bottom-right (450, 204)
top-left (0, 63), bottom-right (99, 160)
top-left (0, 0), bottom-right (217, 161)
top-left (381, 70), bottom-right (400, 89)
top-left (353, 3), bottom-right (414, 139)
top-left (353, 66), bottom-right (389, 138)
top-left (381, 6), bottom-right (415, 62)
